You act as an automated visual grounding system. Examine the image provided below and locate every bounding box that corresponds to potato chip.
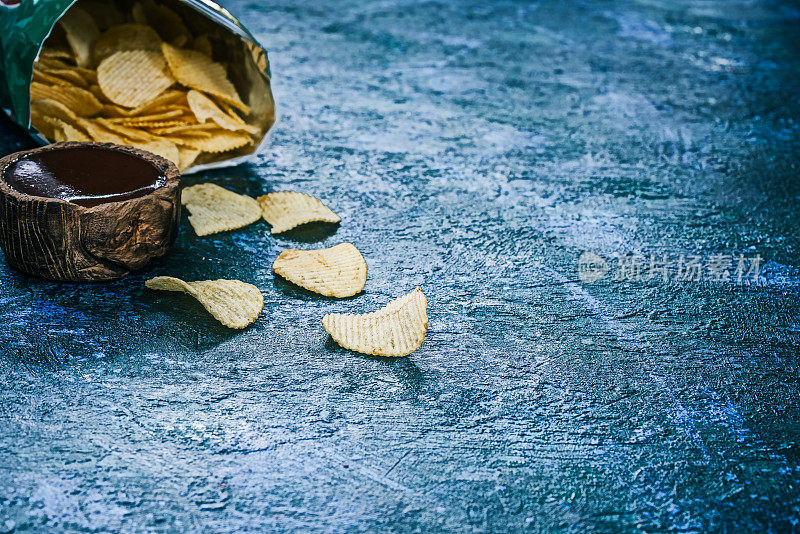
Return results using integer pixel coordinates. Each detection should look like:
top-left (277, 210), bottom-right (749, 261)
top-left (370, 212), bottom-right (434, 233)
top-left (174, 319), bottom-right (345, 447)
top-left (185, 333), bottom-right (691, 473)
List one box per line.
top-left (97, 50), bottom-right (174, 108)
top-left (58, 6), bottom-right (100, 67)
top-left (161, 42), bottom-right (249, 113)
top-left (39, 48), bottom-right (75, 61)
top-left (91, 23), bottom-right (162, 66)
top-left (145, 276), bottom-right (263, 329)
top-left (95, 118), bottom-right (152, 142)
top-left (33, 68), bottom-right (87, 88)
top-left (322, 288), bottom-right (428, 357)
top-left (178, 147), bottom-right (201, 171)
top-left (178, 130), bottom-right (252, 152)
top-left (30, 82), bottom-right (103, 116)
top-left (30, 98), bottom-right (78, 125)
top-left (49, 119), bottom-right (91, 142)
top-left (141, 0), bottom-right (190, 44)
top-left (136, 139), bottom-right (180, 166)
top-left (111, 109), bottom-right (186, 124)
top-left (273, 243), bottom-right (367, 298)
top-left (181, 183), bottom-right (261, 236)
top-left (186, 90), bottom-right (258, 134)
top-left (257, 191), bottom-right (341, 234)
top-left (76, 118), bottom-right (126, 144)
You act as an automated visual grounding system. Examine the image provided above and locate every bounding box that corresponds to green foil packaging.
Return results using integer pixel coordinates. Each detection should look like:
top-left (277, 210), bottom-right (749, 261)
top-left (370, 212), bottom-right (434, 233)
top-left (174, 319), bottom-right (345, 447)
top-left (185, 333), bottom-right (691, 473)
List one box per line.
top-left (0, 0), bottom-right (275, 172)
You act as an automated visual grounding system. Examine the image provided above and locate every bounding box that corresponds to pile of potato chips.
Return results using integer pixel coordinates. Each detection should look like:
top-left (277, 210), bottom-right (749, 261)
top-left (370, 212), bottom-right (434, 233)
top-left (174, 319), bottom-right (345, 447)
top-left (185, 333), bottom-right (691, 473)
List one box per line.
top-left (30, 0), bottom-right (262, 171)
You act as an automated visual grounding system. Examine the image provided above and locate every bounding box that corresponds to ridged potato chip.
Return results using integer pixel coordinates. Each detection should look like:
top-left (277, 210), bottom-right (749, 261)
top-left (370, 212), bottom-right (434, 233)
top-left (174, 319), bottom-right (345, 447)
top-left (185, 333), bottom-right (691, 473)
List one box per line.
top-left (30, 82), bottom-right (103, 116)
top-left (273, 243), bottom-right (367, 298)
top-left (91, 23), bottom-right (162, 66)
top-left (178, 147), bottom-right (202, 171)
top-left (322, 288), bottom-right (428, 357)
top-left (30, 98), bottom-right (78, 125)
top-left (181, 183), bottom-right (261, 236)
top-left (161, 42), bottom-right (249, 113)
top-left (186, 90), bottom-right (258, 134)
top-left (50, 119), bottom-right (91, 142)
top-left (97, 50), bottom-right (174, 108)
top-left (137, 140), bottom-right (180, 166)
top-left (58, 6), bottom-right (100, 67)
top-left (146, 276), bottom-right (263, 329)
top-left (177, 129), bottom-right (252, 152)
top-left (76, 118), bottom-right (126, 144)
top-left (258, 191), bottom-right (341, 234)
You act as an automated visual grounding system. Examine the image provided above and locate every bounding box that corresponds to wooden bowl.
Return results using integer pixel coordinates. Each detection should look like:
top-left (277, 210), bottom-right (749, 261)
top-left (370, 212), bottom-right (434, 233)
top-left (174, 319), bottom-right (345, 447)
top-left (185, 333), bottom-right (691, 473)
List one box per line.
top-left (0, 142), bottom-right (181, 282)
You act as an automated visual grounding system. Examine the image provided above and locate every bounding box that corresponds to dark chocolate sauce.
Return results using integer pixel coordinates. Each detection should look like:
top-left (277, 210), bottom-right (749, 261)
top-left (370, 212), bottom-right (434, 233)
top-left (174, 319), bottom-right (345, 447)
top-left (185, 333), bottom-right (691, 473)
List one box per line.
top-left (3, 147), bottom-right (165, 207)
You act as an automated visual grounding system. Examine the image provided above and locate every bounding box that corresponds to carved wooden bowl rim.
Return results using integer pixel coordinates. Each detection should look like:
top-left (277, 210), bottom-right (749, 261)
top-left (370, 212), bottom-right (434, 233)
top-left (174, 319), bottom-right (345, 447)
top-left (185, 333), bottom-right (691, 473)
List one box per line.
top-left (0, 141), bottom-right (181, 210)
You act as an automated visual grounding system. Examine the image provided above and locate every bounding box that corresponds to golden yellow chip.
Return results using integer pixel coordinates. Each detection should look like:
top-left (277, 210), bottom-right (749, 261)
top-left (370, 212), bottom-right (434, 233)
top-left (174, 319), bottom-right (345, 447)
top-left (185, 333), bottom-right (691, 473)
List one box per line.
top-left (39, 48), bottom-right (75, 61)
top-left (273, 243), bottom-right (367, 298)
top-left (111, 109), bottom-right (186, 124)
top-left (30, 98), bottom-right (78, 125)
top-left (181, 183), bottom-right (261, 236)
top-left (145, 276), bottom-right (263, 329)
top-left (33, 68), bottom-right (87, 88)
top-left (178, 147), bottom-right (202, 171)
top-left (136, 139), bottom-right (180, 166)
top-left (94, 118), bottom-right (151, 142)
top-left (97, 50), bottom-right (174, 108)
top-left (257, 191), bottom-right (341, 234)
top-left (58, 6), bottom-right (100, 67)
top-left (91, 23), bottom-right (162, 66)
top-left (322, 288), bottom-right (428, 357)
top-left (50, 119), bottom-right (91, 142)
top-left (75, 118), bottom-right (126, 144)
top-left (161, 42), bottom-right (249, 113)
top-left (186, 90), bottom-right (258, 134)
top-left (177, 130), bottom-right (253, 152)
top-left (30, 82), bottom-right (103, 116)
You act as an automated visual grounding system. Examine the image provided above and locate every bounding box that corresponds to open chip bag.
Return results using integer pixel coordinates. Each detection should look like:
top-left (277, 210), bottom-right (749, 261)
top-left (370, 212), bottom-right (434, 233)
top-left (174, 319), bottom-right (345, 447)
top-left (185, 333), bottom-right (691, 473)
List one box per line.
top-left (0, 0), bottom-right (276, 173)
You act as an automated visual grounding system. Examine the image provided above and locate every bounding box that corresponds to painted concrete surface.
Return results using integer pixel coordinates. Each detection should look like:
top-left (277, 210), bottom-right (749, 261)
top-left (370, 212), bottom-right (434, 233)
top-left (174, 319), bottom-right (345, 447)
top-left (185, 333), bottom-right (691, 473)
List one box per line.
top-left (1, 0), bottom-right (799, 531)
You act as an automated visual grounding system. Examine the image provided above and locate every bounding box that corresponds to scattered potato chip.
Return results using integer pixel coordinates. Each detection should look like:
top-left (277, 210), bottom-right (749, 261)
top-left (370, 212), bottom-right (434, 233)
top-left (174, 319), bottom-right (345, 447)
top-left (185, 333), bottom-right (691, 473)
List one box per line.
top-left (58, 6), bottom-right (100, 67)
top-left (145, 276), bottom-right (263, 329)
top-left (322, 288), bottom-right (428, 357)
top-left (97, 50), bottom-right (173, 108)
top-left (181, 183), bottom-right (261, 236)
top-left (161, 42), bottom-right (249, 113)
top-left (30, 82), bottom-right (103, 116)
top-left (257, 191), bottom-right (341, 234)
top-left (273, 243), bottom-right (367, 298)
top-left (91, 23), bottom-right (162, 66)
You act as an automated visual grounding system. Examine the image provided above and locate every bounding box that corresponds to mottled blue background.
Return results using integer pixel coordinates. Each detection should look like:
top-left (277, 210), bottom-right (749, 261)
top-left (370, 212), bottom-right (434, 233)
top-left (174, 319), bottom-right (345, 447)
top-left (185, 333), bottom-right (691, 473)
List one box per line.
top-left (1, 0), bottom-right (800, 531)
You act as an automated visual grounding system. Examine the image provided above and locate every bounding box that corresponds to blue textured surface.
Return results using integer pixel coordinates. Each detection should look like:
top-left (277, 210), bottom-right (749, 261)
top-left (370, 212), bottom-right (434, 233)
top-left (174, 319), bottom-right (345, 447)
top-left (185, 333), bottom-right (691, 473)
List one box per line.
top-left (1, 0), bottom-right (800, 531)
